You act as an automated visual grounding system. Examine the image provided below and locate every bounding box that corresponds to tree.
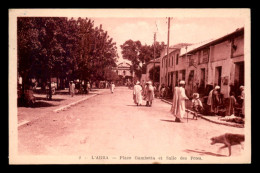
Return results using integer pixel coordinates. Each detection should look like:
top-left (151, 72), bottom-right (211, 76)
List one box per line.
top-left (120, 40), bottom-right (164, 79)
top-left (18, 17), bottom-right (118, 103)
top-left (149, 66), bottom-right (160, 83)
top-left (103, 68), bottom-right (119, 81)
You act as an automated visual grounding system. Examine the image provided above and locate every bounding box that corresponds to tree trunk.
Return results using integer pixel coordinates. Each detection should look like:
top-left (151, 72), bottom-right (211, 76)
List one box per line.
top-left (48, 77), bottom-right (52, 100)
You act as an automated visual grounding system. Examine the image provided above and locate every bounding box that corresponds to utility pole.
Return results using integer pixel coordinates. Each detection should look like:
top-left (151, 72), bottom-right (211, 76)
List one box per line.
top-left (153, 32), bottom-right (156, 84)
top-left (166, 17), bottom-right (170, 86)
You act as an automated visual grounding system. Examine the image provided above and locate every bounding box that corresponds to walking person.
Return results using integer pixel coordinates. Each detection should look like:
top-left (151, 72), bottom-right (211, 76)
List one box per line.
top-left (133, 81), bottom-right (143, 106)
top-left (170, 80), bottom-right (189, 122)
top-left (144, 81), bottom-right (154, 107)
top-left (70, 81), bottom-right (75, 97)
top-left (110, 82), bottom-right (115, 93)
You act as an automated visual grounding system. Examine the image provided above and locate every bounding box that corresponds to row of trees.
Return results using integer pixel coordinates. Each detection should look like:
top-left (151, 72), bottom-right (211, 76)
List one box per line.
top-left (120, 39), bottom-right (165, 81)
top-left (18, 17), bottom-right (119, 96)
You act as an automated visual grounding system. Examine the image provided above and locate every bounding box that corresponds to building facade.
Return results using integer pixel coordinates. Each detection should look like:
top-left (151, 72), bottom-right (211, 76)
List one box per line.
top-left (160, 43), bottom-right (192, 88)
top-left (160, 27), bottom-right (244, 98)
top-left (114, 61), bottom-right (133, 84)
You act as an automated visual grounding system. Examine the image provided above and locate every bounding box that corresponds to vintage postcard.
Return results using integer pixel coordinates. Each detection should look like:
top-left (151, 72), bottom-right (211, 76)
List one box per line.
top-left (9, 8), bottom-right (251, 164)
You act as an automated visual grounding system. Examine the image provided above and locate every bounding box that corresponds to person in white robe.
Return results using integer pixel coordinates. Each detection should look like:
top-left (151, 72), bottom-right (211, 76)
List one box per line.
top-left (171, 80), bottom-right (189, 122)
top-left (133, 81), bottom-right (143, 106)
top-left (110, 82), bottom-right (115, 93)
top-left (144, 81), bottom-right (154, 107)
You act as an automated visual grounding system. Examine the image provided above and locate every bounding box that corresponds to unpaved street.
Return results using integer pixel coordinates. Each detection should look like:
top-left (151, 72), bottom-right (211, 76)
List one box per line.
top-left (18, 87), bottom-right (244, 161)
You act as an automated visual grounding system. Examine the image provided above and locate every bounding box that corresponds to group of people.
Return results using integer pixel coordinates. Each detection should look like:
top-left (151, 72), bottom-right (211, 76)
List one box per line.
top-left (207, 85), bottom-right (245, 117)
top-left (170, 80), bottom-right (245, 122)
top-left (132, 81), bottom-right (155, 107)
top-left (69, 81), bottom-right (91, 97)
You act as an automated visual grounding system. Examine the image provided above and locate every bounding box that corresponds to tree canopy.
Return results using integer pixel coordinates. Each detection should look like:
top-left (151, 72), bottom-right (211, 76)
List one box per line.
top-left (18, 17), bottom-right (118, 89)
top-left (120, 40), bottom-right (165, 79)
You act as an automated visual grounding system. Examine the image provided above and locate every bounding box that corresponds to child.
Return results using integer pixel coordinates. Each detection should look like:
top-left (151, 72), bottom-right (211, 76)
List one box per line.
top-left (192, 93), bottom-right (203, 120)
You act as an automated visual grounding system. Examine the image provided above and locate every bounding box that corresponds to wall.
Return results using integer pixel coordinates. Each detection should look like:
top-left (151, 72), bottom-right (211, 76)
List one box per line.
top-left (233, 35), bottom-right (244, 58)
top-left (211, 40), bottom-right (231, 62)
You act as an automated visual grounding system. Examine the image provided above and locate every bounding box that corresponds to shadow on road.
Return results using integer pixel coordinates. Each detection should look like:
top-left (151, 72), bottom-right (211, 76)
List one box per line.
top-left (35, 97), bottom-right (65, 102)
top-left (160, 119), bottom-right (184, 123)
top-left (183, 149), bottom-right (227, 157)
top-left (31, 101), bottom-right (55, 108)
top-left (160, 119), bottom-right (197, 123)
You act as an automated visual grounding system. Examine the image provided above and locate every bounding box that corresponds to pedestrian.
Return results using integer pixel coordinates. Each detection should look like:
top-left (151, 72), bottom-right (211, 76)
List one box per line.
top-left (70, 81), bottom-right (75, 97)
top-left (226, 92), bottom-right (237, 116)
top-left (45, 81), bottom-right (52, 100)
top-left (133, 81), bottom-right (143, 106)
top-left (239, 85), bottom-right (245, 117)
top-left (87, 82), bottom-right (91, 94)
top-left (110, 82), bottom-right (115, 93)
top-left (210, 85), bottom-right (220, 115)
top-left (170, 80), bottom-right (189, 122)
top-left (191, 93), bottom-right (203, 120)
top-left (160, 84), bottom-right (165, 98)
top-left (144, 81), bottom-right (154, 107)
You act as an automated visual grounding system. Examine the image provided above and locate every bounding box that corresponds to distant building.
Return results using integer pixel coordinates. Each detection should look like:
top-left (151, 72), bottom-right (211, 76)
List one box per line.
top-left (114, 61), bottom-right (133, 84)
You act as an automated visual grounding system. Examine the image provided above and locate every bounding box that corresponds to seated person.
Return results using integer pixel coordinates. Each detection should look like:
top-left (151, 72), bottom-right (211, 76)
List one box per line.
top-left (192, 93), bottom-right (203, 119)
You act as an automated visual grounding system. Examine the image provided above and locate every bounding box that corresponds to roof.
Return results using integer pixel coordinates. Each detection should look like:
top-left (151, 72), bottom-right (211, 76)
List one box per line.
top-left (161, 43), bottom-right (192, 57)
top-left (148, 58), bottom-right (160, 64)
top-left (179, 39), bottom-right (214, 56)
top-left (180, 27), bottom-right (244, 56)
top-left (117, 61), bottom-right (131, 67)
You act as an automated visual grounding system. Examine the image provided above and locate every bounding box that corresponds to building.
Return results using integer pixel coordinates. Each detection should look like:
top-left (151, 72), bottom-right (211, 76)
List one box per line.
top-left (160, 43), bottom-right (192, 87)
top-left (160, 27), bottom-right (244, 98)
top-left (114, 61), bottom-right (133, 84)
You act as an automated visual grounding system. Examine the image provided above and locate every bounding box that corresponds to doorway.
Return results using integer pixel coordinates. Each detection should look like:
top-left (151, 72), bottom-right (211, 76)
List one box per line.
top-left (215, 66), bottom-right (222, 87)
top-left (200, 68), bottom-right (205, 86)
top-left (235, 62), bottom-right (244, 87)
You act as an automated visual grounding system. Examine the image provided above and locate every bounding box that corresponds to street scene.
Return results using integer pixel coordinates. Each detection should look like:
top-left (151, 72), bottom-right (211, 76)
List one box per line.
top-left (18, 87), bottom-right (244, 160)
top-left (9, 9), bottom-right (250, 164)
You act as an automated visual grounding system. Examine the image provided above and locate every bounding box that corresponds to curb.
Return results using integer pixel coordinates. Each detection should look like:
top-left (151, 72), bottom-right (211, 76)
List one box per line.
top-left (161, 99), bottom-right (244, 128)
top-left (53, 94), bottom-right (98, 113)
top-left (18, 92), bottom-right (102, 129)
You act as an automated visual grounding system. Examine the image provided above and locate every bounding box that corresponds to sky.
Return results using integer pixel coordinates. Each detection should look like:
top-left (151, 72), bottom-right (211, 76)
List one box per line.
top-left (90, 17), bottom-right (245, 64)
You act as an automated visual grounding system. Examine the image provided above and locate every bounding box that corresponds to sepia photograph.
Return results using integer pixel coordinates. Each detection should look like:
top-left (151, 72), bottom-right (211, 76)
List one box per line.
top-left (9, 9), bottom-right (251, 164)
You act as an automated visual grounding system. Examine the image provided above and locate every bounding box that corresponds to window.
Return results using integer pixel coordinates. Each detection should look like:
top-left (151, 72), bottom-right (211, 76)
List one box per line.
top-left (172, 56), bottom-right (174, 66)
top-left (176, 54), bottom-right (179, 65)
top-left (181, 70), bottom-right (186, 81)
top-left (189, 56), bottom-right (194, 66)
top-left (202, 49), bottom-right (209, 63)
top-left (162, 58), bottom-right (163, 68)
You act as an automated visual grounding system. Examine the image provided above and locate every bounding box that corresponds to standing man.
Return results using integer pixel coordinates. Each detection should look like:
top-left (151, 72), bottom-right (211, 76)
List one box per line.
top-left (211, 86), bottom-right (220, 115)
top-left (70, 81), bottom-right (75, 97)
top-left (133, 81), bottom-right (143, 106)
top-left (144, 81), bottom-right (154, 107)
top-left (171, 80), bottom-right (189, 122)
top-left (110, 82), bottom-right (115, 93)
